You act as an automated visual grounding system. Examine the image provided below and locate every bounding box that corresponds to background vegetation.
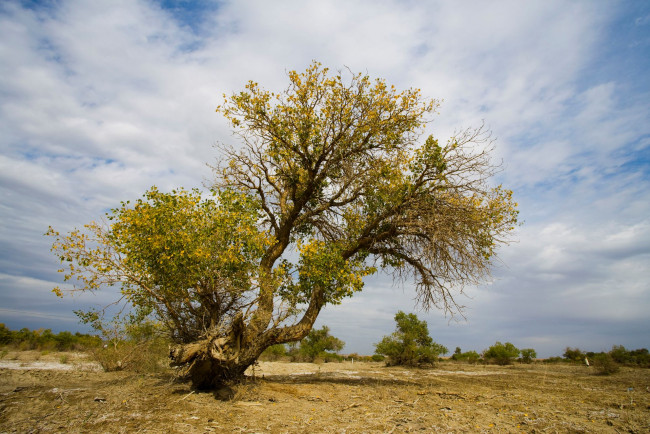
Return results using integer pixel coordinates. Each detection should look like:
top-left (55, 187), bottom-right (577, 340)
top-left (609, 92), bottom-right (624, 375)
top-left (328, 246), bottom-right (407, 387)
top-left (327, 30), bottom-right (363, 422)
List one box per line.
top-left (3, 322), bottom-right (648, 376)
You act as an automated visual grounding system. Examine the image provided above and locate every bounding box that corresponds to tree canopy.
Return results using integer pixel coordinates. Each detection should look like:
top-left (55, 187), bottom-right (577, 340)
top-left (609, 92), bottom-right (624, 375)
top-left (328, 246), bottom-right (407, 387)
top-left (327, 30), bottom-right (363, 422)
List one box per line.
top-left (48, 62), bottom-right (519, 388)
top-left (374, 311), bottom-right (448, 366)
top-left (482, 341), bottom-right (520, 365)
top-left (296, 326), bottom-right (345, 362)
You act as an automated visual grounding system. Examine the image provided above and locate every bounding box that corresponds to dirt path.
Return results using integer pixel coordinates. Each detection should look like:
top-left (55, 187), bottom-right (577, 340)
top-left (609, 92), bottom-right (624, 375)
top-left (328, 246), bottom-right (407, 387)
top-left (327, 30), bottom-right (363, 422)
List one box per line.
top-left (1, 354), bottom-right (648, 433)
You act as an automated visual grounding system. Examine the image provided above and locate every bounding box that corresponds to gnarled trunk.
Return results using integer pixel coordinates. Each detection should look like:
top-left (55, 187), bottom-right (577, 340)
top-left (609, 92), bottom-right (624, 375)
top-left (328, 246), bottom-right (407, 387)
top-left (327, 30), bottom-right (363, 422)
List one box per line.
top-left (186, 357), bottom-right (253, 390)
top-left (169, 288), bottom-right (326, 389)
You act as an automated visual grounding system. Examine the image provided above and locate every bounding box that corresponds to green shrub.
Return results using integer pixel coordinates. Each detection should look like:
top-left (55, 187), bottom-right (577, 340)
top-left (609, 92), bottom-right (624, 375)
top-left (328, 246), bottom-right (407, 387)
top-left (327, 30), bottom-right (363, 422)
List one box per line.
top-left (607, 345), bottom-right (650, 367)
top-left (460, 350), bottom-right (481, 364)
top-left (374, 311), bottom-right (448, 367)
top-left (0, 324), bottom-right (102, 352)
top-left (483, 342), bottom-right (520, 365)
top-left (519, 348), bottom-right (537, 364)
top-left (260, 344), bottom-right (287, 361)
top-left (292, 326), bottom-right (345, 363)
top-left (371, 354), bottom-right (385, 362)
top-left (628, 348), bottom-right (650, 367)
top-left (451, 347), bottom-right (480, 364)
top-left (0, 324), bottom-right (12, 345)
top-left (592, 353), bottom-right (619, 375)
top-left (321, 352), bottom-right (343, 363)
top-left (563, 347), bottom-right (586, 363)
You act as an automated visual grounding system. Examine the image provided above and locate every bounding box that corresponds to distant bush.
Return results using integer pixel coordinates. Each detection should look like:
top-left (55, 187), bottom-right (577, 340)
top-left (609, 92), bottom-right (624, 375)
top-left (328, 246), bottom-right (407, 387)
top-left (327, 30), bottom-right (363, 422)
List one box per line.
top-left (259, 344), bottom-right (287, 361)
top-left (543, 356), bottom-right (564, 364)
top-left (321, 352), bottom-right (344, 363)
top-left (374, 311), bottom-right (448, 367)
top-left (519, 348), bottom-right (537, 364)
top-left (346, 353), bottom-right (374, 362)
top-left (563, 347), bottom-right (586, 363)
top-left (290, 326), bottom-right (345, 363)
top-left (608, 345), bottom-right (649, 368)
top-left (483, 342), bottom-right (520, 365)
top-left (371, 354), bottom-right (385, 362)
top-left (592, 353), bottom-right (620, 375)
top-left (0, 323), bottom-right (102, 351)
top-left (451, 347), bottom-right (480, 364)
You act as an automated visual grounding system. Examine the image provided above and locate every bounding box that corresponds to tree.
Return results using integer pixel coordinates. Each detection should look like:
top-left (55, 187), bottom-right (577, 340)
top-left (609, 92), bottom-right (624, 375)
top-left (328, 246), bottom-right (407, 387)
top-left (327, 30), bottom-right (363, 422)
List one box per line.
top-left (48, 62), bottom-right (518, 388)
top-left (519, 348), bottom-right (537, 364)
top-left (563, 347), bottom-right (585, 363)
top-left (374, 311), bottom-right (448, 366)
top-left (296, 326), bottom-right (344, 362)
top-left (451, 347), bottom-right (480, 364)
top-left (483, 341), bottom-right (520, 365)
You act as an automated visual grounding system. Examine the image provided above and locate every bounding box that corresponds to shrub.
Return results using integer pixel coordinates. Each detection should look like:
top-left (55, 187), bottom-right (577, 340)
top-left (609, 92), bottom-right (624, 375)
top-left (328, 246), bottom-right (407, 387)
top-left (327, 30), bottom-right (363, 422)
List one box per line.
top-left (563, 347), bottom-right (586, 363)
top-left (592, 353), bottom-right (619, 375)
top-left (321, 352), bottom-right (343, 363)
top-left (92, 337), bottom-right (169, 373)
top-left (520, 348), bottom-right (537, 364)
top-left (483, 342), bottom-right (520, 365)
top-left (460, 350), bottom-right (481, 364)
top-left (628, 348), bottom-right (650, 367)
top-left (260, 344), bottom-right (287, 361)
top-left (608, 345), bottom-right (650, 367)
top-left (451, 347), bottom-right (480, 364)
top-left (0, 324), bottom-right (12, 345)
top-left (374, 311), bottom-right (448, 367)
top-left (294, 326), bottom-right (344, 362)
top-left (0, 324), bottom-right (102, 352)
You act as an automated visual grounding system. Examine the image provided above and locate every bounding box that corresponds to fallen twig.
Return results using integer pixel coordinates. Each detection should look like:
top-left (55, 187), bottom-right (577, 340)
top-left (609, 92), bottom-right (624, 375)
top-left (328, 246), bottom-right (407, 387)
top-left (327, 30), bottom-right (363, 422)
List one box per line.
top-left (342, 402), bottom-right (362, 411)
top-left (175, 390), bottom-right (195, 402)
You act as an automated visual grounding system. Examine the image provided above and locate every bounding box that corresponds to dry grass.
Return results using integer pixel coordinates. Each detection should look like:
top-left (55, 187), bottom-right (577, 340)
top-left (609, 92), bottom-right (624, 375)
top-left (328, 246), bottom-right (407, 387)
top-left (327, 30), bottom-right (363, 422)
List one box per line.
top-left (0, 359), bottom-right (648, 432)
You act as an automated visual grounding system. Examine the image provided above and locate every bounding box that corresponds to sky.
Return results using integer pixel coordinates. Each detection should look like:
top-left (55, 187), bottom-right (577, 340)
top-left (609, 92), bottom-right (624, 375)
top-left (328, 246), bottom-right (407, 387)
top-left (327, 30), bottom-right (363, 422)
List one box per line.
top-left (0, 0), bottom-right (648, 358)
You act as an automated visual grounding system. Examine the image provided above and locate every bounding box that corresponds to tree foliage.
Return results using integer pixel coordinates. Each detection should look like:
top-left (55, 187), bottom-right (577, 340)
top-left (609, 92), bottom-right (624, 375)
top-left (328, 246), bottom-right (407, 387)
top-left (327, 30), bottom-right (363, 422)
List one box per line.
top-left (563, 347), bottom-right (586, 363)
top-left (48, 62), bottom-right (518, 388)
top-left (295, 325), bottom-right (344, 362)
top-left (451, 347), bottom-right (480, 364)
top-left (519, 348), bottom-right (537, 364)
top-left (0, 324), bottom-right (101, 351)
top-left (483, 341), bottom-right (520, 365)
top-left (374, 311), bottom-right (448, 366)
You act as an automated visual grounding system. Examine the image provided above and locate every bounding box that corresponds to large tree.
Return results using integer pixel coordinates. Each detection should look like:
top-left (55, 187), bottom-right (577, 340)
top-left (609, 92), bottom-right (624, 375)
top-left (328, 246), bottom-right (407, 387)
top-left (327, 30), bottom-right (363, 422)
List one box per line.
top-left (48, 62), bottom-right (519, 389)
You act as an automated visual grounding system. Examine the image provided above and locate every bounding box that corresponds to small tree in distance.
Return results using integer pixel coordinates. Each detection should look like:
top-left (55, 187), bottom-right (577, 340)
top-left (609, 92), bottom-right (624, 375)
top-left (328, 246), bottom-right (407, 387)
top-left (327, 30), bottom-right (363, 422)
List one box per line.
top-left (563, 347), bottom-right (586, 363)
top-left (375, 311), bottom-right (448, 366)
top-left (296, 326), bottom-right (344, 362)
top-left (519, 348), bottom-right (537, 364)
top-left (483, 341), bottom-right (520, 365)
top-left (451, 347), bottom-right (481, 364)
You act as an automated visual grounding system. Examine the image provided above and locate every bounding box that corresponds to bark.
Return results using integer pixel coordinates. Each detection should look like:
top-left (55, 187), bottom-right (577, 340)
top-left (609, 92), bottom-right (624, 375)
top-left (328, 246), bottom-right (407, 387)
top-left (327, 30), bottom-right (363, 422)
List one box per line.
top-left (169, 287), bottom-right (327, 389)
top-left (186, 357), bottom-right (253, 390)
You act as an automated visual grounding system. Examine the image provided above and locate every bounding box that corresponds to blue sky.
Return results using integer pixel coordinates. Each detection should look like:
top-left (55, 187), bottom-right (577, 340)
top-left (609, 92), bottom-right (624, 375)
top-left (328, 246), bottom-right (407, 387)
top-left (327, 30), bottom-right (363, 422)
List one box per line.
top-left (1, 0), bottom-right (648, 357)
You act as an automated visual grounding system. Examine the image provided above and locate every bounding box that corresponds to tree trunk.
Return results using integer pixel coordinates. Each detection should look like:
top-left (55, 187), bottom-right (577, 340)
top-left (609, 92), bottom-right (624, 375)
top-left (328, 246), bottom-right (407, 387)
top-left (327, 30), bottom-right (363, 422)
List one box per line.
top-left (169, 289), bottom-right (326, 390)
top-left (187, 357), bottom-right (253, 390)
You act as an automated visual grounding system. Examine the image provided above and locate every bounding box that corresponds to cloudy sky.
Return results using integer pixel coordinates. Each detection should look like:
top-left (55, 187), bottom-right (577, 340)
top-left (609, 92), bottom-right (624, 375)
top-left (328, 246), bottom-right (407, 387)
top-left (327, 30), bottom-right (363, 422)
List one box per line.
top-left (1, 0), bottom-right (648, 357)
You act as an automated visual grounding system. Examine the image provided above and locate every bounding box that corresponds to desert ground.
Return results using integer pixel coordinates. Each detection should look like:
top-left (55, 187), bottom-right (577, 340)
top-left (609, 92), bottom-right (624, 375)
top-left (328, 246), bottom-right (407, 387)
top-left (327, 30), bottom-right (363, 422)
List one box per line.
top-left (1, 351), bottom-right (649, 433)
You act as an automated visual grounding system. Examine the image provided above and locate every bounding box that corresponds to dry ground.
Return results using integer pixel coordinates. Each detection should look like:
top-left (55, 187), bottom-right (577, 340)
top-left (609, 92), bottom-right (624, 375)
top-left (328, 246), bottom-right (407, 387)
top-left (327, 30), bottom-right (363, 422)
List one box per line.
top-left (1, 351), bottom-right (649, 433)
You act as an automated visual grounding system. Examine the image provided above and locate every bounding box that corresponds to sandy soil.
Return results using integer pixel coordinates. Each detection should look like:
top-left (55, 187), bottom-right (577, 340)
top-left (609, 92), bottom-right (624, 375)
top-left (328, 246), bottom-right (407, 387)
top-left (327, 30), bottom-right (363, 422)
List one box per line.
top-left (1, 351), bottom-right (649, 433)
